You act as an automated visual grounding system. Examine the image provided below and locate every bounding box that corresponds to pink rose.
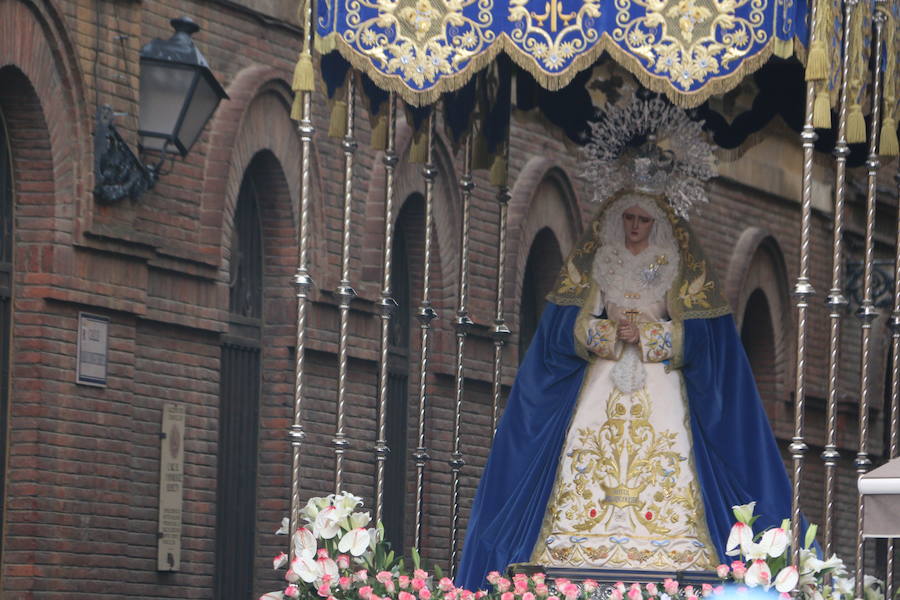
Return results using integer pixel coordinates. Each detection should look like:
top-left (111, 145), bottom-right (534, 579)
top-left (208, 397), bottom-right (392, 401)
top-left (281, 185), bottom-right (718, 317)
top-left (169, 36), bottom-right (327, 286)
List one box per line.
top-left (514, 580), bottom-right (529, 595)
top-left (532, 574), bottom-right (546, 585)
top-left (377, 572), bottom-right (394, 584)
top-left (318, 548), bottom-right (330, 559)
top-left (610, 590), bottom-right (623, 600)
top-left (683, 586), bottom-right (694, 597)
top-left (412, 579), bottom-right (427, 592)
top-left (614, 583), bottom-right (626, 594)
top-left (702, 584), bottom-right (713, 597)
top-left (582, 580), bottom-right (598, 593)
top-left (662, 579), bottom-right (678, 595)
top-left (645, 583), bottom-right (658, 596)
top-left (555, 580), bottom-right (571, 589)
top-left (340, 577), bottom-right (352, 591)
top-left (360, 586), bottom-right (374, 599)
top-left (460, 590), bottom-right (474, 600)
top-left (399, 577), bottom-right (411, 589)
top-left (371, 594), bottom-right (382, 600)
top-left (497, 579), bottom-right (511, 593)
top-left (731, 562), bottom-right (747, 581)
top-left (414, 570), bottom-right (429, 580)
top-left (687, 596), bottom-right (699, 600)
top-left (440, 578), bottom-right (455, 592)
top-left (627, 587), bottom-right (642, 600)
top-left (716, 564), bottom-right (730, 579)
top-left (419, 589), bottom-right (432, 600)
top-left (355, 570), bottom-right (369, 582)
top-left (385, 582), bottom-right (396, 594)
top-left (501, 592), bottom-right (515, 600)
top-left (476, 592), bottom-right (488, 599)
top-left (318, 584), bottom-right (332, 597)
top-left (547, 596), bottom-right (560, 600)
top-left (338, 554), bottom-right (351, 569)
top-left (535, 584), bottom-right (549, 598)
top-left (561, 583), bottom-right (580, 599)
top-left (285, 585), bottom-right (301, 599)
top-left (444, 594), bottom-right (456, 600)
top-left (523, 593), bottom-right (536, 600)
top-left (400, 592), bottom-right (416, 600)
top-left (487, 572), bottom-right (502, 585)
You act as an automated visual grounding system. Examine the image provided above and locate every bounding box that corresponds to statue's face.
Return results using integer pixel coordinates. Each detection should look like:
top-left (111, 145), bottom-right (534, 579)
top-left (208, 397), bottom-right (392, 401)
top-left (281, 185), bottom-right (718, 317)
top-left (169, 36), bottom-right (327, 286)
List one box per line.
top-left (622, 205), bottom-right (654, 246)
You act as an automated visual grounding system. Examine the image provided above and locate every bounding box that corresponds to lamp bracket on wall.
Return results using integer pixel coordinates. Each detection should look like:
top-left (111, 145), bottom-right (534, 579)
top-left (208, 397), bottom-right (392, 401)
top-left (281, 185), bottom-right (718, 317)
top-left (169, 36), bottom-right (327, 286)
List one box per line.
top-left (845, 258), bottom-right (895, 310)
top-left (93, 105), bottom-right (162, 204)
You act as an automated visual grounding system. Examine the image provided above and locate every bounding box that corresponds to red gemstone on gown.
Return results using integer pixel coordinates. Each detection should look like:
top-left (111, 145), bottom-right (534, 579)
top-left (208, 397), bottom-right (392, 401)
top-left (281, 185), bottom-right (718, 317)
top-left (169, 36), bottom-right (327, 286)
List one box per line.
top-left (590, 509), bottom-right (597, 518)
top-left (645, 511), bottom-right (653, 520)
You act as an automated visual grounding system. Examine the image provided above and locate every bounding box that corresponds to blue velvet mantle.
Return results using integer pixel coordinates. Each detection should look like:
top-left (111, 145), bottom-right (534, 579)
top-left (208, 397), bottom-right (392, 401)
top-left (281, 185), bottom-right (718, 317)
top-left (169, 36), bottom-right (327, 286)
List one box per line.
top-left (456, 303), bottom-right (795, 591)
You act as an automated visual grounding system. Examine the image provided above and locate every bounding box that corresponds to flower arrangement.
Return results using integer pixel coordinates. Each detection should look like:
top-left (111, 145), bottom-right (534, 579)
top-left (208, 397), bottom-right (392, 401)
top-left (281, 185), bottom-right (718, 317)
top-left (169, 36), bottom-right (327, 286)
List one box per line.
top-left (260, 495), bottom-right (884, 600)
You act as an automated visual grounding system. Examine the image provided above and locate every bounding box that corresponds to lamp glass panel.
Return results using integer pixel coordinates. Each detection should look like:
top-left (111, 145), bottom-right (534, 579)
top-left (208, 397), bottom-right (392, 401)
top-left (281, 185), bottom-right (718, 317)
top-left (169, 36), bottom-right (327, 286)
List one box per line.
top-left (176, 74), bottom-right (221, 154)
top-left (139, 63), bottom-right (195, 147)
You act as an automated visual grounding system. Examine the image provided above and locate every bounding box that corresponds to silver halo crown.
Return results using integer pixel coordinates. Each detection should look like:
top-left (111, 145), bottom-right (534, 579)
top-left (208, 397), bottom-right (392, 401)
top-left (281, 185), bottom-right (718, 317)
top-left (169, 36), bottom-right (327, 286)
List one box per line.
top-left (582, 96), bottom-right (717, 219)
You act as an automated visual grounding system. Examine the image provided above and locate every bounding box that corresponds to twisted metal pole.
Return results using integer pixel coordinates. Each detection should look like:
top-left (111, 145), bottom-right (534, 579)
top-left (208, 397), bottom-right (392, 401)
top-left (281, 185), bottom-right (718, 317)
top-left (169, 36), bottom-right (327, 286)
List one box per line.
top-left (414, 113), bottom-right (438, 548)
top-left (790, 0), bottom-right (821, 564)
top-left (334, 75), bottom-right (358, 495)
top-left (449, 136), bottom-right (474, 576)
top-left (490, 152), bottom-right (512, 439)
top-left (885, 167), bottom-right (900, 600)
top-left (289, 0), bottom-right (315, 550)
top-left (374, 93), bottom-right (399, 524)
top-left (822, 0), bottom-right (858, 559)
top-left (854, 4), bottom-right (886, 592)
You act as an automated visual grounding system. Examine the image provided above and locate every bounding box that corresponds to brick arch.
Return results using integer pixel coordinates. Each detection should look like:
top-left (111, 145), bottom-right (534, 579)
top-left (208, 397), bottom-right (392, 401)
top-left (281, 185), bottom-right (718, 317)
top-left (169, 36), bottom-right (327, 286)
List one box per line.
top-left (727, 228), bottom-right (792, 405)
top-left (506, 157), bottom-right (582, 338)
top-left (0, 0), bottom-right (91, 239)
top-left (361, 119), bottom-right (460, 317)
top-left (203, 66), bottom-right (320, 280)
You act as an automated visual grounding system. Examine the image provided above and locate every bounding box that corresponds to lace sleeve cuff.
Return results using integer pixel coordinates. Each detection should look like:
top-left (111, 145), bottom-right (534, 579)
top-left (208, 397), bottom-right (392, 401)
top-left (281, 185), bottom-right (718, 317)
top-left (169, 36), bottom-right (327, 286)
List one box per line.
top-left (638, 320), bottom-right (682, 364)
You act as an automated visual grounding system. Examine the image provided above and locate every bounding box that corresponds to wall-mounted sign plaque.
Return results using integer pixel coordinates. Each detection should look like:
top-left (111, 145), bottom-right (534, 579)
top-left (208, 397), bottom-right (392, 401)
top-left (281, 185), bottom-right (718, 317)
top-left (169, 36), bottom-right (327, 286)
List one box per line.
top-left (157, 402), bottom-right (185, 571)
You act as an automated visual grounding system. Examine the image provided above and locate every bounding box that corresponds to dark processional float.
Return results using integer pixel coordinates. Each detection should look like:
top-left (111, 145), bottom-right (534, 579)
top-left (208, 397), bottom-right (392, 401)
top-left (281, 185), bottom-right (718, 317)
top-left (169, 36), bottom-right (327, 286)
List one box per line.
top-left (267, 0), bottom-right (900, 599)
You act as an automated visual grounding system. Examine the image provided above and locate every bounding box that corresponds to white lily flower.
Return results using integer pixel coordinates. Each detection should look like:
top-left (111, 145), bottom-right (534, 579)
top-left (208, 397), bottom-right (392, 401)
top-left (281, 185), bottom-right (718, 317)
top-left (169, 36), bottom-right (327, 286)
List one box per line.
top-left (314, 506), bottom-right (342, 539)
top-left (745, 559), bottom-right (772, 589)
top-left (289, 554), bottom-right (322, 584)
top-left (725, 522), bottom-right (754, 557)
top-left (293, 527), bottom-right (318, 559)
top-left (273, 552), bottom-right (288, 570)
top-left (319, 557), bottom-right (339, 580)
top-left (276, 517), bottom-right (290, 535)
top-left (741, 540), bottom-right (769, 561)
top-left (349, 511), bottom-right (371, 529)
top-left (833, 577), bottom-right (853, 598)
top-left (759, 527), bottom-right (789, 558)
top-left (338, 527), bottom-right (371, 557)
top-left (732, 501), bottom-right (757, 524)
top-left (332, 492), bottom-right (362, 522)
top-left (367, 526), bottom-right (382, 552)
top-left (773, 566), bottom-right (799, 593)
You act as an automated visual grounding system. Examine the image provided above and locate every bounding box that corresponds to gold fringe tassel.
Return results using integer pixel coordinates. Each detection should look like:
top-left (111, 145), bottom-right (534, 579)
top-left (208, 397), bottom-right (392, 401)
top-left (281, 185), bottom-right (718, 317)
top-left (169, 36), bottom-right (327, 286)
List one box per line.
top-left (805, 40), bottom-right (829, 81)
top-left (292, 53), bottom-right (316, 93)
top-left (329, 100), bottom-right (348, 138)
top-left (879, 117), bottom-right (899, 156)
top-left (291, 94), bottom-right (303, 121)
top-left (408, 127), bottom-right (428, 163)
top-left (370, 113), bottom-right (388, 151)
top-left (813, 88), bottom-right (832, 129)
top-left (847, 104), bottom-right (866, 144)
top-left (489, 154), bottom-right (508, 187)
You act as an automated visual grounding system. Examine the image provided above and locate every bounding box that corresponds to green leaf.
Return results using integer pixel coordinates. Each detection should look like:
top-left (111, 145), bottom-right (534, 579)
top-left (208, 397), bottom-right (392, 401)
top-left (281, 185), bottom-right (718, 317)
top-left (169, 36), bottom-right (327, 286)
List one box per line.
top-left (434, 564), bottom-right (444, 580)
top-left (386, 550), bottom-right (395, 568)
top-left (412, 547), bottom-right (421, 570)
top-left (804, 523), bottom-right (818, 549)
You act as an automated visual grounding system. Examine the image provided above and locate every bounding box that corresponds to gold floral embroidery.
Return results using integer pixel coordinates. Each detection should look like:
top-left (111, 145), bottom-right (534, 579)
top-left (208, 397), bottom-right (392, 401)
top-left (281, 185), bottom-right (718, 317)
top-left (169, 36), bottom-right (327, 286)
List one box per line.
top-left (613, 0), bottom-right (769, 90)
top-left (508, 0), bottom-right (602, 72)
top-left (678, 261), bottom-right (714, 309)
top-left (639, 322), bottom-right (674, 362)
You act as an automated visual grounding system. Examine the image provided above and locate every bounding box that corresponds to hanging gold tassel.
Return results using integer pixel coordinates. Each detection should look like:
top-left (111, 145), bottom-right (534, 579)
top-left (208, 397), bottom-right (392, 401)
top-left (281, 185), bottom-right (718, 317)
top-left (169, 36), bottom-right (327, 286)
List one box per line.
top-left (291, 94), bottom-right (303, 121)
top-left (292, 53), bottom-right (316, 93)
top-left (813, 88), bottom-right (832, 129)
top-left (847, 104), bottom-right (866, 143)
top-left (329, 100), bottom-right (348, 138)
top-left (879, 117), bottom-right (899, 156)
top-left (805, 39), bottom-right (829, 81)
top-left (489, 153), bottom-right (508, 187)
top-left (370, 113), bottom-right (388, 151)
top-left (408, 127), bottom-right (428, 163)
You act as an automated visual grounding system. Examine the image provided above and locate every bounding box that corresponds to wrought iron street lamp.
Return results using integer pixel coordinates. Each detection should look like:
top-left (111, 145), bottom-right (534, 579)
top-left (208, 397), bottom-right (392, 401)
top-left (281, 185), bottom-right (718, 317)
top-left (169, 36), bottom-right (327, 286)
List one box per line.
top-left (93, 16), bottom-right (229, 204)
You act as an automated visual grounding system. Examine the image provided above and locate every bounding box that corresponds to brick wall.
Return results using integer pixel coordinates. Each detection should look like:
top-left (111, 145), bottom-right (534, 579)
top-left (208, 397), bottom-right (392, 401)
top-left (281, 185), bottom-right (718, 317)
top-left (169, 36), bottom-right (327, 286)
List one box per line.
top-left (0, 0), bottom-right (898, 597)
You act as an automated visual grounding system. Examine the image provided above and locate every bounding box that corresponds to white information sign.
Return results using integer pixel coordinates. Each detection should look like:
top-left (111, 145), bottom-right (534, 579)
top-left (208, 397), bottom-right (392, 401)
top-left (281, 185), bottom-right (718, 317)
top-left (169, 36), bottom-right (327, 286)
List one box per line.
top-left (157, 403), bottom-right (185, 571)
top-left (76, 313), bottom-right (109, 386)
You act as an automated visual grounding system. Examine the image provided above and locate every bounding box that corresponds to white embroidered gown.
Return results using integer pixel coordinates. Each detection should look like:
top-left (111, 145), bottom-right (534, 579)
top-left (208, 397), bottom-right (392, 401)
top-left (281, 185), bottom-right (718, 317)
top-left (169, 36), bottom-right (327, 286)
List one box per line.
top-left (530, 242), bottom-right (717, 572)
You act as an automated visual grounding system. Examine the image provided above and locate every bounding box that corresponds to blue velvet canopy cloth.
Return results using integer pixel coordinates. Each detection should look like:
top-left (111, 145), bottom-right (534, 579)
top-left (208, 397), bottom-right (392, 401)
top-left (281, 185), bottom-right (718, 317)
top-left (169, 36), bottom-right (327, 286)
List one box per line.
top-left (455, 302), bottom-right (796, 591)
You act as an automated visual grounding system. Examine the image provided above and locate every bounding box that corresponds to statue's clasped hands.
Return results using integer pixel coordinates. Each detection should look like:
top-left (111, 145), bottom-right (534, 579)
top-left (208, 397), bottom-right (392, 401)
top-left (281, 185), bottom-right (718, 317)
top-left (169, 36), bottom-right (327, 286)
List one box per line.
top-left (616, 320), bottom-right (640, 344)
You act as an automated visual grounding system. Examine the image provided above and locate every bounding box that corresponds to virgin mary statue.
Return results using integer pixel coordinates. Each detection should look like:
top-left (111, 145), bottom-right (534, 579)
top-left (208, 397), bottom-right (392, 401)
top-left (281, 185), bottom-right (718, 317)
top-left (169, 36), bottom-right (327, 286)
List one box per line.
top-left (456, 100), bottom-right (797, 590)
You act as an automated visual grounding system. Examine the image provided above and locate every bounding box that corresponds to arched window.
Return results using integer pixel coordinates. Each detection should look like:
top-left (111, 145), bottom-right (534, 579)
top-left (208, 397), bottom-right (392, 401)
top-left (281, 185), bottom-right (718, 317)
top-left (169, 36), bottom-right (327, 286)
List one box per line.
top-left (0, 106), bottom-right (12, 559)
top-left (215, 163), bottom-right (264, 600)
top-left (382, 195), bottom-right (421, 554)
top-left (740, 289), bottom-right (776, 406)
top-left (519, 228), bottom-right (563, 362)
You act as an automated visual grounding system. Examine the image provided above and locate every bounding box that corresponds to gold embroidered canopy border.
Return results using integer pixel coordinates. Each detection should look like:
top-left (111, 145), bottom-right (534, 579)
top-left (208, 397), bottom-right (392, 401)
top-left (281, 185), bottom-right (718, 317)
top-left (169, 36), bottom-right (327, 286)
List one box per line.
top-left (310, 0), bottom-right (814, 108)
